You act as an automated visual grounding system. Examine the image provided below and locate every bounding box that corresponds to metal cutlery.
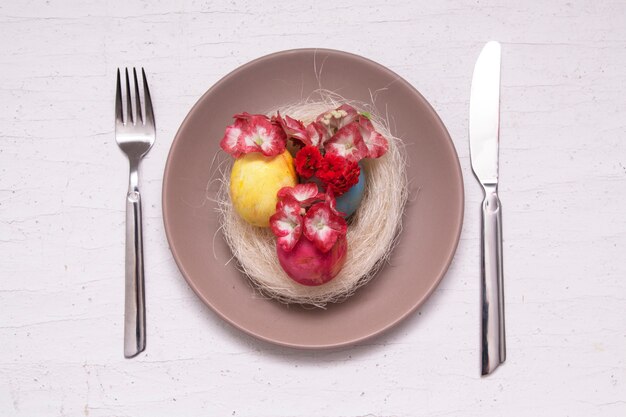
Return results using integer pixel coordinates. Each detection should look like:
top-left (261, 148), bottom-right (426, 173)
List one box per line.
top-left (469, 41), bottom-right (506, 375)
top-left (115, 68), bottom-right (155, 358)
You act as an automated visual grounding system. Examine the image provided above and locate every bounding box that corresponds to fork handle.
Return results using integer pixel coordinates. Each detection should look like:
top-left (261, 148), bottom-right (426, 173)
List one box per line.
top-left (480, 185), bottom-right (505, 375)
top-left (124, 181), bottom-right (146, 358)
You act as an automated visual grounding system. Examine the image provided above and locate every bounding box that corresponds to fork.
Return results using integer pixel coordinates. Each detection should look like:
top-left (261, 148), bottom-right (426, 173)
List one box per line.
top-left (115, 68), bottom-right (155, 358)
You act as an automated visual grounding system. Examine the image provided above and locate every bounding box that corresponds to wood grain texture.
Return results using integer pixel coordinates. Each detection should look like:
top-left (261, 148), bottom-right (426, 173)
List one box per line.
top-left (1, 0), bottom-right (625, 415)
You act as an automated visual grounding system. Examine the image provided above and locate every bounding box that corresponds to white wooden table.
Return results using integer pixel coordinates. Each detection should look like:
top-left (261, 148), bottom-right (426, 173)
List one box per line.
top-left (2, 1), bottom-right (625, 416)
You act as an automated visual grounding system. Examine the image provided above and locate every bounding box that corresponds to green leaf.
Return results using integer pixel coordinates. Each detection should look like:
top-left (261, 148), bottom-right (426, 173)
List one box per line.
top-left (360, 111), bottom-right (371, 120)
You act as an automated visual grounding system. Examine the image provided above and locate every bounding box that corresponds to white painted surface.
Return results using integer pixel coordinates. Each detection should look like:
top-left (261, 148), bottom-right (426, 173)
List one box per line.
top-left (1, 0), bottom-right (625, 415)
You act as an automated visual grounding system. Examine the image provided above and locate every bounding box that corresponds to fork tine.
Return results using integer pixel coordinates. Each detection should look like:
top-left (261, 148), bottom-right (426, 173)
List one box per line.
top-left (125, 68), bottom-right (133, 125)
top-left (141, 68), bottom-right (155, 128)
top-left (115, 69), bottom-right (123, 124)
top-left (132, 68), bottom-right (143, 124)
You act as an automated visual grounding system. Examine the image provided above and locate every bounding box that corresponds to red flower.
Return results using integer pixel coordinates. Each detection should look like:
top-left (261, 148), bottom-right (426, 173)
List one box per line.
top-left (294, 145), bottom-right (323, 179)
top-left (316, 153), bottom-right (361, 196)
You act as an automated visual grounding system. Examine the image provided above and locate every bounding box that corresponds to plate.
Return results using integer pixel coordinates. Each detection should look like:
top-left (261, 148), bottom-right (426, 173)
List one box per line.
top-left (163, 48), bottom-right (464, 349)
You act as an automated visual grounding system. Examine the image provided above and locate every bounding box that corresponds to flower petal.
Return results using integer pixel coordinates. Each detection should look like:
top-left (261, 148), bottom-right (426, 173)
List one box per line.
top-left (335, 104), bottom-right (359, 129)
top-left (357, 116), bottom-right (389, 158)
top-left (269, 198), bottom-right (303, 252)
top-left (305, 121), bottom-right (329, 147)
top-left (294, 145), bottom-right (322, 179)
top-left (274, 112), bottom-right (310, 145)
top-left (324, 122), bottom-right (368, 162)
top-left (277, 183), bottom-right (322, 206)
top-left (316, 154), bottom-right (361, 196)
top-left (324, 186), bottom-right (345, 217)
top-left (220, 120), bottom-right (244, 157)
top-left (303, 202), bottom-right (347, 252)
top-left (238, 115), bottom-right (287, 156)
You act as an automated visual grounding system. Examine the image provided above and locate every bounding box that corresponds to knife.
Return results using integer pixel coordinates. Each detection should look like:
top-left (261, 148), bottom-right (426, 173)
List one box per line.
top-left (469, 41), bottom-right (506, 376)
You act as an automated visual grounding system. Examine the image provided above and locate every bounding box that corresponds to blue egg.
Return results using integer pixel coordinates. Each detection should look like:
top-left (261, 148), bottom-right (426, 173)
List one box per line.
top-left (336, 165), bottom-right (366, 217)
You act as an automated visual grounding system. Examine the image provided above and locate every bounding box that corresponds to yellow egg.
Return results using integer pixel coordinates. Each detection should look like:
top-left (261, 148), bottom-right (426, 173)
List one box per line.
top-left (230, 150), bottom-right (297, 227)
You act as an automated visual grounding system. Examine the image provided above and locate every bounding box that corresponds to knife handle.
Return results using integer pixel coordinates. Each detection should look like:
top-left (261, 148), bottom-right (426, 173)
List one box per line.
top-left (480, 185), bottom-right (505, 375)
top-left (124, 161), bottom-right (146, 358)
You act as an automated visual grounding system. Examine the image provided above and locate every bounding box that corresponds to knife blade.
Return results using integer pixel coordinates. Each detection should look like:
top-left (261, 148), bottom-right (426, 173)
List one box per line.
top-left (470, 41), bottom-right (501, 185)
top-left (469, 41), bottom-right (506, 376)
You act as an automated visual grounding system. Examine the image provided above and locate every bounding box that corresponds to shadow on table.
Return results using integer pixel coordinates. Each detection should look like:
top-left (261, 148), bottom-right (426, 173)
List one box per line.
top-left (194, 281), bottom-right (452, 365)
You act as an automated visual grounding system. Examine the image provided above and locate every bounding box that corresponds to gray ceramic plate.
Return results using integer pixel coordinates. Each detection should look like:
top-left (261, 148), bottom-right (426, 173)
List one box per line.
top-left (163, 48), bottom-right (464, 349)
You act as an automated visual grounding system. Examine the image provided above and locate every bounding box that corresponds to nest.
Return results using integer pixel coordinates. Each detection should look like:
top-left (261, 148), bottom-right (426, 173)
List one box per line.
top-left (216, 96), bottom-right (408, 307)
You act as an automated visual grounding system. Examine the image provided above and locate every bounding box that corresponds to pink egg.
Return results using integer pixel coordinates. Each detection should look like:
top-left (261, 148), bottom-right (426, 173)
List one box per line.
top-left (277, 235), bottom-right (347, 286)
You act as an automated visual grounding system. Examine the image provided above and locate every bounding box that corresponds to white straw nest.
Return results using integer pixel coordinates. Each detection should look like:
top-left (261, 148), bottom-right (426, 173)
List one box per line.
top-left (216, 98), bottom-right (408, 308)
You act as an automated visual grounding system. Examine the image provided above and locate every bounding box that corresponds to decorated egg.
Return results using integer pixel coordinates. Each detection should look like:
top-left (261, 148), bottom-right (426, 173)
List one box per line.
top-left (335, 164), bottom-right (366, 217)
top-left (276, 235), bottom-right (347, 286)
top-left (230, 150), bottom-right (297, 227)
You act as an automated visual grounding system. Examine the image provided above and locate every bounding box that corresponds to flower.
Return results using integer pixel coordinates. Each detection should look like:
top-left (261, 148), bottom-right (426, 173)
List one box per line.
top-left (303, 202), bottom-right (347, 252)
top-left (271, 183), bottom-right (345, 252)
top-left (269, 198), bottom-right (303, 252)
top-left (220, 113), bottom-right (287, 157)
top-left (277, 183), bottom-right (324, 207)
top-left (316, 153), bottom-right (361, 196)
top-left (221, 105), bottom-right (389, 161)
top-left (294, 145), bottom-right (323, 179)
top-left (357, 115), bottom-right (388, 158)
top-left (239, 115), bottom-right (287, 156)
top-left (323, 122), bottom-right (368, 162)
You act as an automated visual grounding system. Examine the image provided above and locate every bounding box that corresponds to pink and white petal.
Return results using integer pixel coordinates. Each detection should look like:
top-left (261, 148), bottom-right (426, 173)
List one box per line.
top-left (276, 186), bottom-right (293, 202)
top-left (278, 183), bottom-right (322, 206)
top-left (324, 122), bottom-right (368, 162)
top-left (269, 199), bottom-right (303, 252)
top-left (242, 116), bottom-right (287, 156)
top-left (364, 130), bottom-right (388, 158)
top-left (276, 230), bottom-right (301, 252)
top-left (291, 183), bottom-right (321, 204)
top-left (237, 126), bottom-right (262, 154)
top-left (358, 116), bottom-right (389, 158)
top-left (305, 121), bottom-right (329, 147)
top-left (220, 123), bottom-right (243, 156)
top-left (260, 125), bottom-right (287, 156)
top-left (274, 196), bottom-right (296, 215)
top-left (303, 203), bottom-right (347, 252)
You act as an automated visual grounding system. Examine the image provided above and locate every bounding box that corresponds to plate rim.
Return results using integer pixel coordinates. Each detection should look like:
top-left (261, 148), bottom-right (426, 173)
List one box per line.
top-left (162, 47), bottom-right (465, 349)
